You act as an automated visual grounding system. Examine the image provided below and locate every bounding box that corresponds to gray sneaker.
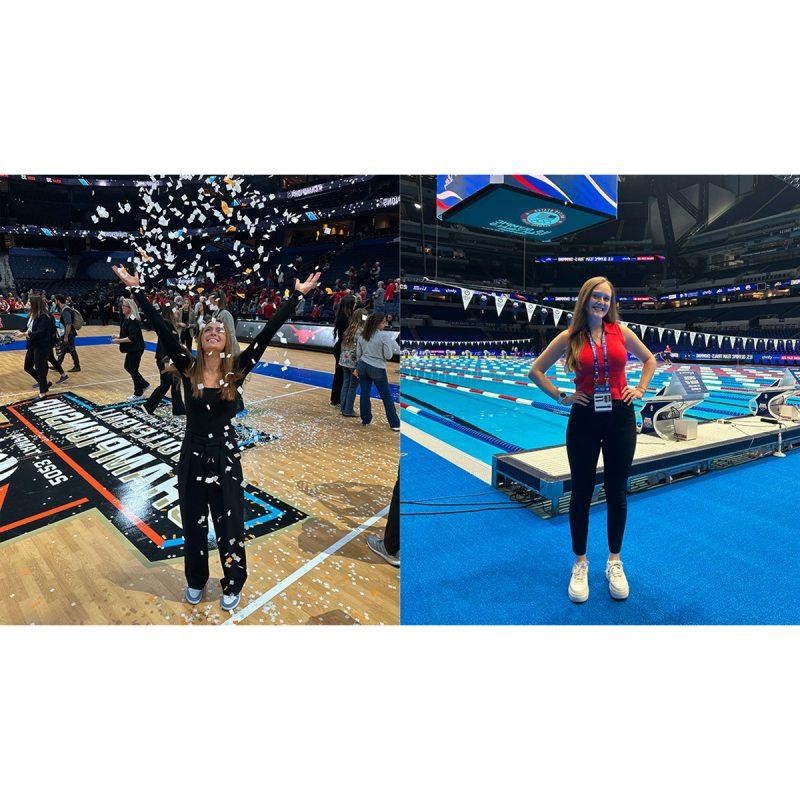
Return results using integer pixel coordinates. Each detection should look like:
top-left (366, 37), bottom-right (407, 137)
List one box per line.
top-left (185, 586), bottom-right (203, 605)
top-left (57, 374), bottom-right (70, 384)
top-left (366, 534), bottom-right (400, 567)
top-left (220, 593), bottom-right (241, 612)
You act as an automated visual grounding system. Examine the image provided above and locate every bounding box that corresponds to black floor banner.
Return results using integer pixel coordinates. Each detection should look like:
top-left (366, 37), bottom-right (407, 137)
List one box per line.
top-left (0, 393), bottom-right (306, 562)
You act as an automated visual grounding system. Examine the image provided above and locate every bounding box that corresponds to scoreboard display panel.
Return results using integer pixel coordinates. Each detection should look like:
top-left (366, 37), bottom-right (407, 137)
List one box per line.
top-left (436, 174), bottom-right (617, 239)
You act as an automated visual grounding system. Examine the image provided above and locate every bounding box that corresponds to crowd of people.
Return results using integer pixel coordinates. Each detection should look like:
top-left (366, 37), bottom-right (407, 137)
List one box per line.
top-left (2, 259), bottom-right (401, 598)
top-left (1, 258), bottom-right (399, 331)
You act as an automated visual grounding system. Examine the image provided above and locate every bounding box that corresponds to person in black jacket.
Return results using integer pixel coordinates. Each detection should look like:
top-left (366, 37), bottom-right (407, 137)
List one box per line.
top-left (16, 295), bottom-right (53, 398)
top-left (113, 297), bottom-right (149, 400)
top-left (113, 264), bottom-right (321, 612)
top-left (143, 305), bottom-right (186, 416)
top-left (330, 294), bottom-right (356, 406)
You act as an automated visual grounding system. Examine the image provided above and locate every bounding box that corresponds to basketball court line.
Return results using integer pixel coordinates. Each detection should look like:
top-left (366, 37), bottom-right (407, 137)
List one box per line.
top-left (224, 504), bottom-right (391, 624)
top-left (0, 496), bottom-right (90, 535)
top-left (247, 385), bottom-right (324, 405)
top-left (0, 374), bottom-right (161, 401)
top-left (6, 405), bottom-right (165, 546)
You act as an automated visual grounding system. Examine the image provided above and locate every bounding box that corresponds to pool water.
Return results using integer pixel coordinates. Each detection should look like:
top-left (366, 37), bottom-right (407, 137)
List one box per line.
top-left (400, 356), bottom-right (799, 465)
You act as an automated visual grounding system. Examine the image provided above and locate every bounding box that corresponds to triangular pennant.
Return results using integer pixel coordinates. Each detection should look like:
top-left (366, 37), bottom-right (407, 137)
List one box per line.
top-left (688, 331), bottom-right (697, 346)
top-left (552, 308), bottom-right (563, 326)
top-left (525, 302), bottom-right (536, 322)
top-left (461, 287), bottom-right (474, 310)
top-left (494, 294), bottom-right (508, 316)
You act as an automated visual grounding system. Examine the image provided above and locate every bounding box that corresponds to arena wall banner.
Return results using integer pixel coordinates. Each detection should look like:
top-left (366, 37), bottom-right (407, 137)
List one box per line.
top-left (0, 393), bottom-right (306, 562)
top-left (236, 320), bottom-right (401, 356)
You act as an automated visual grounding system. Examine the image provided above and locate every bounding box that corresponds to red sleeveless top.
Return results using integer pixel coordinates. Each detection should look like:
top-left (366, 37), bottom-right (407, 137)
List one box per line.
top-left (572, 322), bottom-right (629, 399)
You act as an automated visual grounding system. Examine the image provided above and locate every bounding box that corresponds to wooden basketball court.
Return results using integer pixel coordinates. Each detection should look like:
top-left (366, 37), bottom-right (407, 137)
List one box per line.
top-left (0, 326), bottom-right (400, 625)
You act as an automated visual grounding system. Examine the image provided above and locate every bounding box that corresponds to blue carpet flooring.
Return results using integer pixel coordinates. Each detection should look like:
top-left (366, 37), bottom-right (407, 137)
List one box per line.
top-left (400, 435), bottom-right (800, 625)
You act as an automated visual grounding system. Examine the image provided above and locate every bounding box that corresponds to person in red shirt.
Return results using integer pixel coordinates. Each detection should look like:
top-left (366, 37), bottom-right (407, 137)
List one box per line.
top-left (528, 276), bottom-right (656, 605)
top-left (384, 279), bottom-right (397, 303)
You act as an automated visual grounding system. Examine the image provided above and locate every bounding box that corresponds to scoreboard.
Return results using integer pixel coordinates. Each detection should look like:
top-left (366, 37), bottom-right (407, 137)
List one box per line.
top-left (436, 175), bottom-right (618, 239)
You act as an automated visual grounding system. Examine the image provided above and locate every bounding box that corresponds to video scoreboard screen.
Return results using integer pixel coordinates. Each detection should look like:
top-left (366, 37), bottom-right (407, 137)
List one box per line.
top-left (436, 175), bottom-right (617, 239)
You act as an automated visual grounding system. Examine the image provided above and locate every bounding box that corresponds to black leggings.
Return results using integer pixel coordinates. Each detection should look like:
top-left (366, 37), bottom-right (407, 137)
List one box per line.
top-left (565, 401), bottom-right (637, 557)
top-left (330, 343), bottom-right (343, 404)
top-left (383, 472), bottom-right (400, 556)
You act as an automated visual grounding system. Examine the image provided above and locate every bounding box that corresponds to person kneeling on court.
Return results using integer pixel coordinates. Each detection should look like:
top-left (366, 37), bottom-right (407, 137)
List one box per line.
top-left (528, 276), bottom-right (656, 604)
top-left (113, 264), bottom-right (321, 612)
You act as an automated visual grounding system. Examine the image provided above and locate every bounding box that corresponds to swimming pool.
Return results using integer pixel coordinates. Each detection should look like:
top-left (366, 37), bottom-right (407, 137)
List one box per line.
top-left (400, 356), bottom-right (799, 465)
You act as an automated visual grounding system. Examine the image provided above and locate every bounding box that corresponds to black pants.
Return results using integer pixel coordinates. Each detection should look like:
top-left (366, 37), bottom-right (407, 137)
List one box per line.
top-left (180, 328), bottom-right (193, 351)
top-left (383, 472), bottom-right (400, 556)
top-left (565, 401), bottom-right (637, 557)
top-left (47, 349), bottom-right (65, 375)
top-left (24, 347), bottom-right (50, 395)
top-left (178, 433), bottom-right (247, 595)
top-left (56, 337), bottom-right (80, 369)
top-left (123, 349), bottom-right (148, 396)
top-left (330, 343), bottom-right (343, 404)
top-left (144, 368), bottom-right (186, 416)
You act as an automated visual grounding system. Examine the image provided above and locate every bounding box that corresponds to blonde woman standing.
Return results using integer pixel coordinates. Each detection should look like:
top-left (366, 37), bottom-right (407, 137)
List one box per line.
top-left (529, 277), bottom-right (656, 604)
top-left (112, 296), bottom-right (149, 400)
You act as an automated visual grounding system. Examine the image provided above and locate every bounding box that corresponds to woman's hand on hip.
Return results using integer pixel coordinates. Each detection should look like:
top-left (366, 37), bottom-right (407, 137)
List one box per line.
top-left (561, 391), bottom-right (590, 406)
top-left (621, 385), bottom-right (644, 404)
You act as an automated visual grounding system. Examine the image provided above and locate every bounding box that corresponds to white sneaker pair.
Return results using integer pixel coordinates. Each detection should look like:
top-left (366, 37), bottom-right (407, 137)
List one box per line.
top-left (568, 559), bottom-right (630, 603)
top-left (185, 586), bottom-right (240, 611)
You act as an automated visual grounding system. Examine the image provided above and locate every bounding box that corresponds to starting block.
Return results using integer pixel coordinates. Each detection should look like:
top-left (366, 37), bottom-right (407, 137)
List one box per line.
top-left (640, 369), bottom-right (709, 441)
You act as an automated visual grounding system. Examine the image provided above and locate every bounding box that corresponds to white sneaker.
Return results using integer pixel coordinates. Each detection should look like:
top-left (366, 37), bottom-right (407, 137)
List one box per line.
top-left (606, 559), bottom-right (629, 600)
top-left (185, 586), bottom-right (203, 605)
top-left (366, 534), bottom-right (400, 567)
top-left (568, 560), bottom-right (589, 603)
top-left (220, 593), bottom-right (240, 612)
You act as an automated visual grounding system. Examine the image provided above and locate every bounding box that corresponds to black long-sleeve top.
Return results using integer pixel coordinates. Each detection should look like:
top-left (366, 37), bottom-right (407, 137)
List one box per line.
top-left (119, 316), bottom-right (144, 353)
top-left (131, 286), bottom-right (300, 438)
top-left (27, 314), bottom-right (52, 352)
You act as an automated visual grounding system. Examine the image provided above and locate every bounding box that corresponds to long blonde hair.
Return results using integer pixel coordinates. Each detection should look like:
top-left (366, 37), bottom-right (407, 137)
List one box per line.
top-left (121, 297), bottom-right (141, 321)
top-left (564, 276), bottom-right (620, 373)
top-left (165, 328), bottom-right (244, 402)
